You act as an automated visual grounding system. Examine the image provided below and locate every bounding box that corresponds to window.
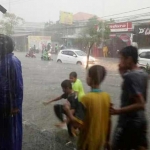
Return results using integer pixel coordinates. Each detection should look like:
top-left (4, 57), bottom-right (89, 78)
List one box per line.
top-left (68, 51), bottom-right (76, 56)
top-left (75, 50), bottom-right (87, 56)
top-left (139, 52), bottom-right (148, 58)
top-left (147, 52), bottom-right (150, 59)
top-left (139, 52), bottom-right (150, 59)
top-left (61, 51), bottom-right (68, 55)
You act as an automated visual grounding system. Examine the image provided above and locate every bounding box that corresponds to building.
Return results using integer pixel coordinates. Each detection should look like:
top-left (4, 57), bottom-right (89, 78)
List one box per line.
top-left (109, 22), bottom-right (133, 45)
top-left (133, 23), bottom-right (150, 48)
top-left (14, 22), bottom-right (45, 34)
top-left (61, 12), bottom-right (101, 49)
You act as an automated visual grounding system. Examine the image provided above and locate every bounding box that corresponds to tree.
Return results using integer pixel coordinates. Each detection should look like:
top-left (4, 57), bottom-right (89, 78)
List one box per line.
top-left (44, 20), bottom-right (54, 28)
top-left (106, 18), bottom-right (115, 24)
top-left (0, 13), bottom-right (24, 35)
top-left (77, 16), bottom-right (110, 68)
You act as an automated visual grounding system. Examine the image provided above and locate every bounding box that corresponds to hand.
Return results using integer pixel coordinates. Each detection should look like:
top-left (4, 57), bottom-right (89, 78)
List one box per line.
top-left (43, 101), bottom-right (49, 106)
top-left (11, 108), bottom-right (19, 115)
top-left (118, 65), bottom-right (127, 76)
top-left (71, 121), bottom-right (83, 130)
top-left (110, 106), bottom-right (121, 115)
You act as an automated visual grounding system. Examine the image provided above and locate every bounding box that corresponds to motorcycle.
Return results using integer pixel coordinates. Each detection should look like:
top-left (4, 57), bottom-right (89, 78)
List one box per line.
top-left (25, 52), bottom-right (36, 58)
top-left (41, 50), bottom-right (53, 61)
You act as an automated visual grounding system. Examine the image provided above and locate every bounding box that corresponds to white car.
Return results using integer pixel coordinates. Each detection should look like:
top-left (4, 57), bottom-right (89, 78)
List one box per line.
top-left (138, 49), bottom-right (150, 69)
top-left (57, 49), bottom-right (95, 65)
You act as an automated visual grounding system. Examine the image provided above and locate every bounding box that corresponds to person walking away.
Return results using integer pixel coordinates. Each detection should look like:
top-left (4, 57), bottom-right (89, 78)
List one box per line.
top-left (64, 65), bottom-right (111, 150)
top-left (69, 72), bottom-right (85, 101)
top-left (103, 45), bottom-right (108, 58)
top-left (55, 44), bottom-right (59, 54)
top-left (47, 43), bottom-right (51, 51)
top-left (111, 46), bottom-right (148, 150)
top-left (0, 34), bottom-right (23, 150)
top-left (33, 45), bottom-right (36, 53)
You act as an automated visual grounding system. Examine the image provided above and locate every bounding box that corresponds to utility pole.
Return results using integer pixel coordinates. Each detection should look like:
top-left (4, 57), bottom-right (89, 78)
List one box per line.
top-left (9, 0), bottom-right (10, 12)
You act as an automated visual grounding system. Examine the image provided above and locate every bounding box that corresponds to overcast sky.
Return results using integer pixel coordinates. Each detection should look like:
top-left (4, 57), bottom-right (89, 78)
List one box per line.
top-left (1, 0), bottom-right (150, 22)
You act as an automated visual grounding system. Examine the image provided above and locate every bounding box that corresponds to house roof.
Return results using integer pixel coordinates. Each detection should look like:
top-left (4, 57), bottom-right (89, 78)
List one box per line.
top-left (73, 12), bottom-right (101, 22)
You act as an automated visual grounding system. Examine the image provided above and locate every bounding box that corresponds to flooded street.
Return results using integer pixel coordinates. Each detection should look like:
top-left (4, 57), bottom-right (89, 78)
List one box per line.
top-left (13, 52), bottom-right (150, 149)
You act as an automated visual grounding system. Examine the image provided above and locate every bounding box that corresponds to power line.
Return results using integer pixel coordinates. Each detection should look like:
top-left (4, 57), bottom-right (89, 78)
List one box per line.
top-left (109, 12), bottom-right (150, 22)
top-left (2, 1), bottom-right (150, 25)
top-left (2, 0), bottom-right (150, 15)
top-left (101, 6), bottom-right (150, 18)
top-left (43, 12), bottom-right (150, 31)
top-left (15, 12), bottom-right (150, 32)
top-left (75, 11), bottom-right (150, 24)
top-left (1, 0), bottom-right (34, 5)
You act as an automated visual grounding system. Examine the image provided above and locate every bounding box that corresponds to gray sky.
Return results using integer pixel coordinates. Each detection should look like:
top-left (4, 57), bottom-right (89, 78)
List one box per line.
top-left (1, 0), bottom-right (150, 22)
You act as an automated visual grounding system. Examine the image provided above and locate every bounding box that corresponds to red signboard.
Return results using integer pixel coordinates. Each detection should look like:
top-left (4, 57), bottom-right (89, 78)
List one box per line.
top-left (109, 22), bottom-right (132, 32)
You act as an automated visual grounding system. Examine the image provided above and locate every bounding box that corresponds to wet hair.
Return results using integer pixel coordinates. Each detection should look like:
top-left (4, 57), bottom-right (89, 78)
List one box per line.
top-left (0, 34), bottom-right (14, 57)
top-left (88, 65), bottom-right (106, 85)
top-left (61, 80), bottom-right (72, 89)
top-left (70, 72), bottom-right (77, 78)
top-left (119, 46), bottom-right (138, 64)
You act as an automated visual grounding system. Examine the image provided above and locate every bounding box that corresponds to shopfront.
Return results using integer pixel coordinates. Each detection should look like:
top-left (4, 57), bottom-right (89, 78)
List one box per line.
top-left (134, 24), bottom-right (150, 48)
top-left (107, 22), bottom-right (133, 57)
top-left (109, 22), bottom-right (133, 45)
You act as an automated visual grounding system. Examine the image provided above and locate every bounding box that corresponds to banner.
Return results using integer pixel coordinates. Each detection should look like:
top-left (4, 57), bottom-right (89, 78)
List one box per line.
top-left (109, 22), bottom-right (132, 32)
top-left (134, 25), bottom-right (150, 35)
top-left (28, 36), bottom-right (51, 50)
top-left (59, 11), bottom-right (73, 25)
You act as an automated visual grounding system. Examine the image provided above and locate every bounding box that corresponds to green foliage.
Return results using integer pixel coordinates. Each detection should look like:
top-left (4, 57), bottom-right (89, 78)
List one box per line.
top-left (0, 13), bottom-right (24, 35)
top-left (78, 16), bottom-right (110, 46)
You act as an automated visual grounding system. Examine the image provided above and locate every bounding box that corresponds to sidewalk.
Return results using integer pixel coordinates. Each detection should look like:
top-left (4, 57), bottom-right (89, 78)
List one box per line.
top-left (95, 57), bottom-right (118, 63)
top-left (94, 57), bottom-right (118, 73)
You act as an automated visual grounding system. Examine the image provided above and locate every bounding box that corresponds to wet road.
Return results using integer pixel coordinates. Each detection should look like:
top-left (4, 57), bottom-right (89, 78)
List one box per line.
top-left (14, 52), bottom-right (150, 144)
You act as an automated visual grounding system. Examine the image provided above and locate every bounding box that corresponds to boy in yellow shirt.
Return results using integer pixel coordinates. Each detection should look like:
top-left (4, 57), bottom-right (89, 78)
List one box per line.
top-left (69, 72), bottom-right (85, 101)
top-left (65, 65), bottom-right (111, 150)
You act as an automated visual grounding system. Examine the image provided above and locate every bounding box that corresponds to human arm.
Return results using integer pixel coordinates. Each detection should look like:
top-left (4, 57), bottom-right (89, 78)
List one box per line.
top-left (43, 96), bottom-right (62, 106)
top-left (111, 75), bottom-right (145, 115)
top-left (63, 101), bottom-right (84, 129)
top-left (72, 85), bottom-right (79, 96)
top-left (110, 95), bottom-right (145, 115)
top-left (72, 81), bottom-right (81, 96)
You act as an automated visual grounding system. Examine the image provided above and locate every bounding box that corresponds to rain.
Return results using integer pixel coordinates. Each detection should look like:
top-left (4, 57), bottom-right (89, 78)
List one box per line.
top-left (0, 0), bottom-right (150, 150)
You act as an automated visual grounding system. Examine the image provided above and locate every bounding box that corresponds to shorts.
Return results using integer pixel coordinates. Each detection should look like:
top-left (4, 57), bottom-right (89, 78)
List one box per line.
top-left (54, 103), bottom-right (84, 122)
top-left (54, 104), bottom-right (64, 122)
top-left (112, 121), bottom-right (148, 150)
